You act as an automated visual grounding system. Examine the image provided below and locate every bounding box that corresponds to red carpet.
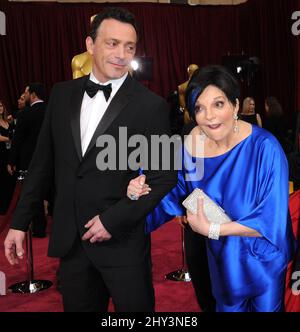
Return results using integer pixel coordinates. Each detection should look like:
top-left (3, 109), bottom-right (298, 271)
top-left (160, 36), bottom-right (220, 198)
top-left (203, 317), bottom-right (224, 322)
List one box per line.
top-left (0, 190), bottom-right (199, 312)
top-left (285, 190), bottom-right (300, 312)
top-left (1, 187), bottom-right (299, 312)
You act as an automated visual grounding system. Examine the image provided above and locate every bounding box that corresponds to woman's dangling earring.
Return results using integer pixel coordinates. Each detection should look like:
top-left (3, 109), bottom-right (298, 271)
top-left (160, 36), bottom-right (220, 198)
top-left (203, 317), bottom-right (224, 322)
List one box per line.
top-left (233, 113), bottom-right (239, 133)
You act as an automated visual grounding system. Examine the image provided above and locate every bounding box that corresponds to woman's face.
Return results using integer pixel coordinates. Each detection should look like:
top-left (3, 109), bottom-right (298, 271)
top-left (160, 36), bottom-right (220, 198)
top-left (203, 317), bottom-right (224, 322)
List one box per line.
top-left (18, 94), bottom-right (26, 109)
top-left (194, 85), bottom-right (238, 143)
top-left (248, 99), bottom-right (255, 112)
top-left (0, 102), bottom-right (4, 115)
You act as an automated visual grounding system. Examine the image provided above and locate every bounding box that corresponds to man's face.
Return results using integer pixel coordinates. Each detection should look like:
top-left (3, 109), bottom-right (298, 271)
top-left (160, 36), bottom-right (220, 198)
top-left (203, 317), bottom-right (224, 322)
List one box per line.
top-left (24, 86), bottom-right (30, 105)
top-left (86, 19), bottom-right (137, 83)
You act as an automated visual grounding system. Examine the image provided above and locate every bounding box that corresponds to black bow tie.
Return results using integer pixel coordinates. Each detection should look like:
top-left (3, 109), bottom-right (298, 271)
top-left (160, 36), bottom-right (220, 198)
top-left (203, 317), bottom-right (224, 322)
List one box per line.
top-left (85, 80), bottom-right (112, 101)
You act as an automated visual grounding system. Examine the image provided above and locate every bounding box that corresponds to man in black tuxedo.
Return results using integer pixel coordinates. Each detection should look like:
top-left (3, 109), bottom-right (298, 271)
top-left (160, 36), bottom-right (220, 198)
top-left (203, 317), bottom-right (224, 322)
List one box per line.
top-left (7, 83), bottom-right (47, 237)
top-left (4, 7), bottom-right (177, 312)
top-left (9, 84), bottom-right (46, 172)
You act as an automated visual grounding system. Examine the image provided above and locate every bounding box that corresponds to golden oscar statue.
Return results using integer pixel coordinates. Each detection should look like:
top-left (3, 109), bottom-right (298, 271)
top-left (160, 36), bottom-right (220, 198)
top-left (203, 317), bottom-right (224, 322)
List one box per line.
top-left (71, 15), bottom-right (96, 79)
top-left (178, 64), bottom-right (199, 124)
top-left (71, 51), bottom-right (92, 79)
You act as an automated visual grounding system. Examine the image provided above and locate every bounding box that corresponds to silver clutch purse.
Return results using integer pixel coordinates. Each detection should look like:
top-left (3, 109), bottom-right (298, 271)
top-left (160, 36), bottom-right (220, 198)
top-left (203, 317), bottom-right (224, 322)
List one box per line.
top-left (182, 188), bottom-right (231, 224)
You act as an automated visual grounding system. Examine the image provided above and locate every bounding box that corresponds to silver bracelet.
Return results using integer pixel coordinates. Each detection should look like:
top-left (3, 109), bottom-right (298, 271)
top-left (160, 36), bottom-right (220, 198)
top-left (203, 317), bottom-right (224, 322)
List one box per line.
top-left (208, 223), bottom-right (220, 240)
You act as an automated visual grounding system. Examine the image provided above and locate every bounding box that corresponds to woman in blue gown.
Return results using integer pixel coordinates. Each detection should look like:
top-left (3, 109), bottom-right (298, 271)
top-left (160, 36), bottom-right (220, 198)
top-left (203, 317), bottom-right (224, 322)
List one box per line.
top-left (127, 65), bottom-right (296, 312)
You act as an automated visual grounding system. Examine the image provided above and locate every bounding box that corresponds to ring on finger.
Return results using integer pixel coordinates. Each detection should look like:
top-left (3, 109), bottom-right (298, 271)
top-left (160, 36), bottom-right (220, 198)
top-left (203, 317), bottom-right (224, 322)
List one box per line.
top-left (129, 193), bottom-right (139, 200)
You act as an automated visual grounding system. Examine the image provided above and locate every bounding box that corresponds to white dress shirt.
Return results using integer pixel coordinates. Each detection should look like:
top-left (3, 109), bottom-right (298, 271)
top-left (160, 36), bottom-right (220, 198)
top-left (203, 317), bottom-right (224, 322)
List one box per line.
top-left (80, 72), bottom-right (128, 156)
top-left (30, 100), bottom-right (44, 107)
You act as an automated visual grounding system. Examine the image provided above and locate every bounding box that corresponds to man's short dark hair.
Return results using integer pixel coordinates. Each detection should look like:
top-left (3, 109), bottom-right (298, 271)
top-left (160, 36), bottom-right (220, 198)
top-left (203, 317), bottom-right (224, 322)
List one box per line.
top-left (28, 83), bottom-right (45, 100)
top-left (89, 7), bottom-right (138, 42)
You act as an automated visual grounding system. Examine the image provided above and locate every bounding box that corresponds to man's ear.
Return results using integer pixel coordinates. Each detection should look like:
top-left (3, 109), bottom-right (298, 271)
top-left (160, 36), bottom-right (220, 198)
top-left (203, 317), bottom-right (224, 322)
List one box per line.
top-left (86, 36), bottom-right (94, 56)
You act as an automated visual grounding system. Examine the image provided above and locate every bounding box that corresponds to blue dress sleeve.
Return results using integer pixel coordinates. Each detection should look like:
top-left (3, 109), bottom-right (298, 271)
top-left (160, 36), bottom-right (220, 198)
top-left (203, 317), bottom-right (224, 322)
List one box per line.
top-left (236, 138), bottom-right (296, 262)
top-left (145, 169), bottom-right (187, 233)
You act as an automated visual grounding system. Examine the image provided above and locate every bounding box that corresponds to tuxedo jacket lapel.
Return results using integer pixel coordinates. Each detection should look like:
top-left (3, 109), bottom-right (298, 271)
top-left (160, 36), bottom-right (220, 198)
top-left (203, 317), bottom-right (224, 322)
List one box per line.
top-left (83, 75), bottom-right (133, 158)
top-left (70, 76), bottom-right (88, 162)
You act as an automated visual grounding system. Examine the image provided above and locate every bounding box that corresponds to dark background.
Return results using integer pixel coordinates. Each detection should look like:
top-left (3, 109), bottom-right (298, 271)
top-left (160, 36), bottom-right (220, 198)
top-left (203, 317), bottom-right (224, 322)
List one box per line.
top-left (0, 0), bottom-right (299, 129)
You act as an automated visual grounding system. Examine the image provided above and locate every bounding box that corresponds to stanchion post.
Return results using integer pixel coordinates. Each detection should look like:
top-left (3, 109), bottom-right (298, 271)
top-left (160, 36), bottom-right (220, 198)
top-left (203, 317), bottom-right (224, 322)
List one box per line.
top-left (165, 224), bottom-right (191, 282)
top-left (8, 170), bottom-right (53, 294)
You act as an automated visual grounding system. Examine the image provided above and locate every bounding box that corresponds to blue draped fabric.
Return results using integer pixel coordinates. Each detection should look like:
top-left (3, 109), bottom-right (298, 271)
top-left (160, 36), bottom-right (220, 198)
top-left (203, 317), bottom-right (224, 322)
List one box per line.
top-left (146, 125), bottom-right (296, 312)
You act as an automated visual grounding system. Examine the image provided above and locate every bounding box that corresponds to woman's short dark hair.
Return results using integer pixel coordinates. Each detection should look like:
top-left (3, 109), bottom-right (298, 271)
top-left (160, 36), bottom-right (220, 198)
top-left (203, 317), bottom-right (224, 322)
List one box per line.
top-left (90, 7), bottom-right (139, 42)
top-left (265, 96), bottom-right (283, 117)
top-left (185, 65), bottom-right (240, 121)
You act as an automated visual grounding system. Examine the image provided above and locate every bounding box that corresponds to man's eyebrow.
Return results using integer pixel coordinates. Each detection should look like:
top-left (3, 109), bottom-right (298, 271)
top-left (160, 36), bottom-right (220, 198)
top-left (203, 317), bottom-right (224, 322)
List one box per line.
top-left (105, 38), bottom-right (136, 45)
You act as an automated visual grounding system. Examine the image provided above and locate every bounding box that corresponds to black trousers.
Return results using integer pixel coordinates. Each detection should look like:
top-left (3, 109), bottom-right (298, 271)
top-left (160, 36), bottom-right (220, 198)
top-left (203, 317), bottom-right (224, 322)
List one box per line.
top-left (59, 237), bottom-right (155, 312)
top-left (184, 225), bottom-right (216, 312)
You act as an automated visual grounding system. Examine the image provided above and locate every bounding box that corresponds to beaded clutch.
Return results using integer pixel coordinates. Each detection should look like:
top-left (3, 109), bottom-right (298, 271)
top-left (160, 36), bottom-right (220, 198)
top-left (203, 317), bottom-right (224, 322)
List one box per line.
top-left (182, 188), bottom-right (231, 224)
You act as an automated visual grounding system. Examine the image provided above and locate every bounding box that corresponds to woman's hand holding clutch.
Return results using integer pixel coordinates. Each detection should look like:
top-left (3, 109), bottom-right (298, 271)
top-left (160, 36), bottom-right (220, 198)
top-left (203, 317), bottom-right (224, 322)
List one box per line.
top-left (186, 197), bottom-right (210, 236)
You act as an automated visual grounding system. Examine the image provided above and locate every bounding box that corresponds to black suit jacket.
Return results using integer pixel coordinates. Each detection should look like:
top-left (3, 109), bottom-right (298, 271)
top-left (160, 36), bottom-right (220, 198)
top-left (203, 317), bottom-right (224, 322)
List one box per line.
top-left (11, 75), bottom-right (177, 267)
top-left (9, 102), bottom-right (46, 170)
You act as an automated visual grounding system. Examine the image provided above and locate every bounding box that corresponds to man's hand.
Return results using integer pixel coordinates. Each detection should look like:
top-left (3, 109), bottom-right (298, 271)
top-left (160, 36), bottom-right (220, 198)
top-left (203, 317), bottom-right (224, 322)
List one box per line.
top-left (4, 229), bottom-right (26, 265)
top-left (82, 215), bottom-right (112, 243)
top-left (7, 164), bottom-right (16, 176)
